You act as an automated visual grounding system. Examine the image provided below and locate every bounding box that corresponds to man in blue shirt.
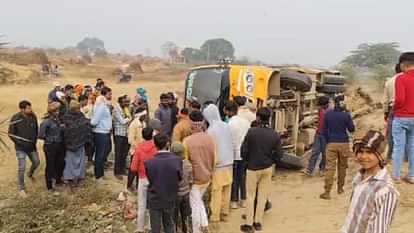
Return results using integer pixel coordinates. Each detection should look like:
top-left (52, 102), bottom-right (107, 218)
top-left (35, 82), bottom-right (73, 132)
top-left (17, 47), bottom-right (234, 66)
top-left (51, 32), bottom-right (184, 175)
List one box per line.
top-left (320, 95), bottom-right (355, 200)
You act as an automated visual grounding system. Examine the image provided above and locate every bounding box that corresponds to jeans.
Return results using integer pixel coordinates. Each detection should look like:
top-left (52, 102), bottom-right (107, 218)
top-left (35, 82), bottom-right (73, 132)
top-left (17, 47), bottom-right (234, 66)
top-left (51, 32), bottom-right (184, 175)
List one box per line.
top-left (43, 143), bottom-right (65, 190)
top-left (85, 141), bottom-right (95, 162)
top-left (387, 112), bottom-right (394, 160)
top-left (392, 117), bottom-right (414, 178)
top-left (231, 160), bottom-right (246, 202)
top-left (190, 184), bottom-right (209, 233)
top-left (94, 133), bottom-right (111, 179)
top-left (149, 208), bottom-right (175, 233)
top-left (174, 194), bottom-right (191, 233)
top-left (307, 133), bottom-right (327, 173)
top-left (114, 135), bottom-right (130, 176)
top-left (16, 150), bottom-right (40, 191)
top-left (137, 178), bottom-right (150, 232)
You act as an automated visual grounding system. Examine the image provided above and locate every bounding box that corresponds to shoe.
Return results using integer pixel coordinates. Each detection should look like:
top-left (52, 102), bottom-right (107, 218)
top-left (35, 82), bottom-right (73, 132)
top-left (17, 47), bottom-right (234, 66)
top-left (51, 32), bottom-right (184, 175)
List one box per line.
top-left (337, 187), bottom-right (345, 195)
top-left (240, 200), bottom-right (247, 208)
top-left (115, 175), bottom-right (124, 181)
top-left (319, 170), bottom-right (326, 177)
top-left (240, 224), bottom-right (255, 233)
top-left (253, 222), bottom-right (262, 231)
top-left (220, 214), bottom-right (229, 222)
top-left (392, 177), bottom-right (401, 184)
top-left (231, 201), bottom-right (239, 209)
top-left (319, 192), bottom-right (331, 200)
top-left (404, 176), bottom-right (414, 184)
top-left (241, 214), bottom-right (246, 220)
top-left (302, 169), bottom-right (313, 177)
top-left (201, 226), bottom-right (210, 233)
top-left (210, 222), bottom-right (220, 231)
top-left (264, 201), bottom-right (272, 213)
top-left (19, 190), bottom-right (27, 198)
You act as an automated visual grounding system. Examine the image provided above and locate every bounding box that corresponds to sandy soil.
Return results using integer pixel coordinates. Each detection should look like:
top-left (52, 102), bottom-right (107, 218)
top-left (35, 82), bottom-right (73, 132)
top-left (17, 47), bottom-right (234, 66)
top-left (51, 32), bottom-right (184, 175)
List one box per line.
top-left (0, 72), bottom-right (413, 233)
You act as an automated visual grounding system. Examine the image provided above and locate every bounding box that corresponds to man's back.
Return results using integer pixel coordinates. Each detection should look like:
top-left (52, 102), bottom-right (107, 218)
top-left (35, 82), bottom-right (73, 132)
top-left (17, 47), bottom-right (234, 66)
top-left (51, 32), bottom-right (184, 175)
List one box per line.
top-left (145, 152), bottom-right (182, 209)
top-left (324, 110), bottom-right (355, 143)
top-left (394, 70), bottom-right (414, 117)
top-left (242, 126), bottom-right (282, 170)
top-left (184, 132), bottom-right (215, 185)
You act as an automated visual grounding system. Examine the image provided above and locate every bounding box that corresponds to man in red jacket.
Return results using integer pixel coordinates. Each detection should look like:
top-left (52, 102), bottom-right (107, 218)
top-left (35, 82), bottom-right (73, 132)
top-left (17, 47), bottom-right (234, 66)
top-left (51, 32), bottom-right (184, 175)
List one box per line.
top-left (130, 127), bottom-right (158, 233)
top-left (392, 52), bottom-right (414, 184)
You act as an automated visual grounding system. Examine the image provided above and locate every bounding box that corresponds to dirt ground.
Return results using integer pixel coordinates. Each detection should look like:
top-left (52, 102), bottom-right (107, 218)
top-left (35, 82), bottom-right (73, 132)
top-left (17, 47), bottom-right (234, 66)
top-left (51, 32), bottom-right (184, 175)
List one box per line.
top-left (0, 69), bottom-right (414, 233)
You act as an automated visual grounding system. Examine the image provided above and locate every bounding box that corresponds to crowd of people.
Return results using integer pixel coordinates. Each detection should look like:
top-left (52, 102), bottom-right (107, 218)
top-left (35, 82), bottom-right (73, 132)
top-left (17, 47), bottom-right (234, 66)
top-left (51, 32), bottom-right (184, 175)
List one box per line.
top-left (8, 52), bottom-right (414, 233)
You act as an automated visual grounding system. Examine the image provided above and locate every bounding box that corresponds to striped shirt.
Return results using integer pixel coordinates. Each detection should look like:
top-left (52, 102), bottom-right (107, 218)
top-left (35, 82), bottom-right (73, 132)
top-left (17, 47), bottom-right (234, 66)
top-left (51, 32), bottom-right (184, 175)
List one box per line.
top-left (341, 168), bottom-right (399, 233)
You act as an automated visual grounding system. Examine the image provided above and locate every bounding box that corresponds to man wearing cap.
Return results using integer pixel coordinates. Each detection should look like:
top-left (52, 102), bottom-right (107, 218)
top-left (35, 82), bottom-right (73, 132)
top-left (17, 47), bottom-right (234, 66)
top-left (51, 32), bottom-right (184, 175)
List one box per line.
top-left (392, 52), bottom-right (414, 184)
top-left (341, 130), bottom-right (399, 233)
top-left (320, 95), bottom-right (355, 200)
top-left (304, 96), bottom-right (330, 176)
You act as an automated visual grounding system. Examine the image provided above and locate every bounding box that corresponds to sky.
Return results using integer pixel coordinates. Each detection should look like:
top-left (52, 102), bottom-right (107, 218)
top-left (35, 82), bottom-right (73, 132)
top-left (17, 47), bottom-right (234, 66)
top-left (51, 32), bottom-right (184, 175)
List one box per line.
top-left (1, 0), bottom-right (413, 66)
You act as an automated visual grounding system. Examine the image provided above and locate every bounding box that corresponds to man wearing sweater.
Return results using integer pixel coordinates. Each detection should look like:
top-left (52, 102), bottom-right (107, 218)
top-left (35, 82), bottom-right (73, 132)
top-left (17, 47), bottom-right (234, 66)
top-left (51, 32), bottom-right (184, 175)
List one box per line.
top-left (320, 95), bottom-right (355, 200)
top-left (91, 87), bottom-right (113, 182)
top-left (145, 134), bottom-right (182, 233)
top-left (203, 104), bottom-right (234, 228)
top-left (225, 101), bottom-right (250, 209)
top-left (392, 52), bottom-right (414, 184)
top-left (240, 107), bottom-right (283, 233)
top-left (183, 111), bottom-right (216, 233)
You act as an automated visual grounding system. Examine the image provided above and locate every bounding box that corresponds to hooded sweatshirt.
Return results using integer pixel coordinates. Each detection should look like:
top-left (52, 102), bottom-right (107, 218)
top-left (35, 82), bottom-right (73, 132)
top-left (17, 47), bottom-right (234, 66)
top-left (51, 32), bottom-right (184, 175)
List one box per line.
top-left (91, 96), bottom-right (112, 134)
top-left (203, 104), bottom-right (234, 169)
top-left (130, 140), bottom-right (158, 178)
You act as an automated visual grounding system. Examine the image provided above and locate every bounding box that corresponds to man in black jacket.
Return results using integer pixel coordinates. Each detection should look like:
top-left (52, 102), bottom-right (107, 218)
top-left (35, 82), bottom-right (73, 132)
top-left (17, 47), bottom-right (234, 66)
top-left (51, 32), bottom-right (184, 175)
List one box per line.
top-left (145, 134), bottom-right (182, 233)
top-left (8, 100), bottom-right (40, 197)
top-left (240, 107), bottom-right (283, 233)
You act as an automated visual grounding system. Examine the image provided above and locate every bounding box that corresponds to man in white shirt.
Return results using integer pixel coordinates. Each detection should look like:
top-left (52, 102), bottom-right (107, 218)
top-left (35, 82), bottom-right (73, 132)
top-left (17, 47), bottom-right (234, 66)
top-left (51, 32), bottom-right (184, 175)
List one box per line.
top-left (234, 96), bottom-right (256, 123)
top-left (225, 101), bottom-right (251, 209)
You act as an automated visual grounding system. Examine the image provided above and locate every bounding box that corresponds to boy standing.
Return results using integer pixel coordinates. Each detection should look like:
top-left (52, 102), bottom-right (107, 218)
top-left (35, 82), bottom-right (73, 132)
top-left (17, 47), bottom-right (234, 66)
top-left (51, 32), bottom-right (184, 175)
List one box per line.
top-left (171, 142), bottom-right (193, 233)
top-left (130, 127), bottom-right (158, 233)
top-left (341, 130), bottom-right (399, 233)
top-left (145, 134), bottom-right (182, 233)
top-left (8, 101), bottom-right (40, 197)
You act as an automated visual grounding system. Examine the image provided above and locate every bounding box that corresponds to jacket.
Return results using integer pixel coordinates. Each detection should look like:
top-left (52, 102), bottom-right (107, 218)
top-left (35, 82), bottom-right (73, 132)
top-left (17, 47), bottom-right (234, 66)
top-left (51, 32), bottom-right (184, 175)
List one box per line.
top-left (38, 117), bottom-right (63, 144)
top-left (323, 109), bottom-right (355, 143)
top-left (145, 151), bottom-right (182, 209)
top-left (203, 104), bottom-right (234, 169)
top-left (228, 115), bottom-right (250, 161)
top-left (394, 70), bottom-right (414, 118)
top-left (130, 140), bottom-right (158, 178)
top-left (8, 112), bottom-right (38, 153)
top-left (241, 125), bottom-right (283, 170)
top-left (62, 111), bottom-right (92, 151)
top-left (183, 132), bottom-right (216, 185)
top-left (154, 105), bottom-right (172, 136)
top-left (91, 102), bottom-right (112, 134)
top-left (178, 159), bottom-right (193, 196)
top-left (172, 118), bottom-right (192, 142)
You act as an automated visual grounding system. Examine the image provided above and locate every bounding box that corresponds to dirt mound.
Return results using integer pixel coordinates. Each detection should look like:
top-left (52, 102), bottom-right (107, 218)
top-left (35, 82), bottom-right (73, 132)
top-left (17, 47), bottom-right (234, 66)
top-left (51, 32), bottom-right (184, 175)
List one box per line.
top-left (0, 49), bottom-right (49, 66)
top-left (0, 65), bottom-right (17, 84)
top-left (0, 63), bottom-right (42, 85)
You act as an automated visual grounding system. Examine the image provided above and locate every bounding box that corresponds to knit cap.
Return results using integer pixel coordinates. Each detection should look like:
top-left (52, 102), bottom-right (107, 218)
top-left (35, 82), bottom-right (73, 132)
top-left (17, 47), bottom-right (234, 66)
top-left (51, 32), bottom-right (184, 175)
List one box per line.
top-left (353, 130), bottom-right (387, 166)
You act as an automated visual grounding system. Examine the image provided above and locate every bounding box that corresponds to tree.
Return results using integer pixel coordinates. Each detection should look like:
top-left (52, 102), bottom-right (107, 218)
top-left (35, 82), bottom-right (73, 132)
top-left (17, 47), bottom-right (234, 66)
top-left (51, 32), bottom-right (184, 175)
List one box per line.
top-left (342, 42), bottom-right (400, 68)
top-left (94, 48), bottom-right (108, 58)
top-left (201, 38), bottom-right (235, 62)
top-left (181, 47), bottom-right (206, 64)
top-left (161, 41), bottom-right (178, 58)
top-left (76, 37), bottom-right (106, 55)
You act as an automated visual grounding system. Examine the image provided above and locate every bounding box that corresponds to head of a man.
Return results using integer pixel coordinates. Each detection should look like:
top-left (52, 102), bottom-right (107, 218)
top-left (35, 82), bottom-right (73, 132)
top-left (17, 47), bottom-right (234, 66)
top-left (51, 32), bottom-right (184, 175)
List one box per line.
top-left (78, 94), bottom-right (88, 108)
top-left (154, 133), bottom-right (169, 150)
top-left (19, 100), bottom-right (33, 116)
top-left (256, 107), bottom-right (271, 125)
top-left (190, 101), bottom-right (201, 112)
top-left (101, 86), bottom-right (112, 101)
top-left (318, 96), bottom-right (330, 109)
top-left (224, 101), bottom-right (238, 118)
top-left (160, 93), bottom-right (170, 107)
top-left (354, 130), bottom-right (386, 170)
top-left (47, 102), bottom-right (60, 118)
top-left (234, 96), bottom-right (247, 107)
top-left (64, 84), bottom-right (74, 97)
top-left (171, 141), bottom-right (185, 160)
top-left (142, 127), bottom-right (154, 141)
top-left (189, 110), bottom-right (204, 133)
top-left (399, 52), bottom-right (414, 73)
top-left (179, 108), bottom-right (189, 120)
top-left (118, 95), bottom-right (130, 108)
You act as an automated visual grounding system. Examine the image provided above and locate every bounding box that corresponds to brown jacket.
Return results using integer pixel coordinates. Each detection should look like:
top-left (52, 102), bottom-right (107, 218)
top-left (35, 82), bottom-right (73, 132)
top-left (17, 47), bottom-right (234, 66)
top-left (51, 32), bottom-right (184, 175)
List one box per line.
top-left (172, 118), bottom-right (192, 142)
top-left (183, 132), bottom-right (216, 185)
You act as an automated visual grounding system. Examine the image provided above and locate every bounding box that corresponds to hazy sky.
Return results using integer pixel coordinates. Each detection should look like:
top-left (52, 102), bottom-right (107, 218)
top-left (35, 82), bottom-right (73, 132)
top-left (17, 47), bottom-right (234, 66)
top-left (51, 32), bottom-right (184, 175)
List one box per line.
top-left (1, 0), bottom-right (413, 66)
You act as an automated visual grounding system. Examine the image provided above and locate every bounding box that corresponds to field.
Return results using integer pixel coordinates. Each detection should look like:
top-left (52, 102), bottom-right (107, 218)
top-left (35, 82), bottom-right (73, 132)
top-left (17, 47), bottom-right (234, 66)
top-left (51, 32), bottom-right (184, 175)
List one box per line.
top-left (0, 60), bottom-right (413, 233)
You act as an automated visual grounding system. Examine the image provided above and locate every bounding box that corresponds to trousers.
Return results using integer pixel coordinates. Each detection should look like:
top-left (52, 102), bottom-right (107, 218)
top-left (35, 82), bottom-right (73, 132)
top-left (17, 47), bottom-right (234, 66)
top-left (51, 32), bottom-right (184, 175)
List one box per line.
top-left (190, 183), bottom-right (209, 233)
top-left (245, 167), bottom-right (272, 225)
top-left (16, 150), bottom-right (40, 191)
top-left (324, 143), bottom-right (350, 192)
